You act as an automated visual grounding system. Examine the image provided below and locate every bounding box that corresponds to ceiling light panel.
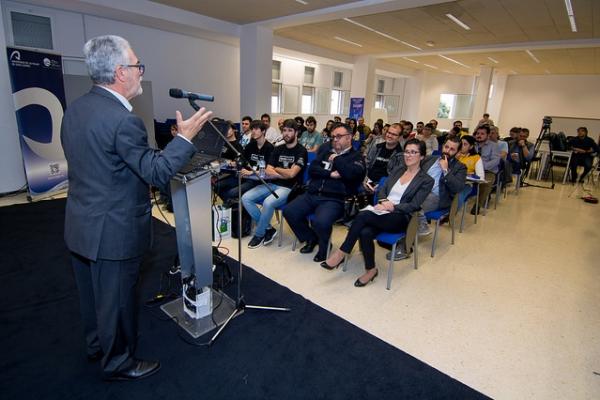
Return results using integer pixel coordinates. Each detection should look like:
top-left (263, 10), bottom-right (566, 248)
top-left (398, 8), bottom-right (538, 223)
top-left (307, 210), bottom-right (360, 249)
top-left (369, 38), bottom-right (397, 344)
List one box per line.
top-left (525, 50), bottom-right (541, 63)
top-left (334, 36), bottom-right (363, 47)
top-left (446, 13), bottom-right (471, 30)
top-left (343, 18), bottom-right (422, 51)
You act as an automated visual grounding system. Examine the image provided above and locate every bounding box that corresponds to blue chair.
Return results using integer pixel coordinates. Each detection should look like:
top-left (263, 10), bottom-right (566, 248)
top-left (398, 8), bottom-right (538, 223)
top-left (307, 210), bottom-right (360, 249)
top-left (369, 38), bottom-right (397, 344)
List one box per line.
top-left (342, 176), bottom-right (419, 290)
top-left (459, 184), bottom-right (478, 233)
top-left (424, 194), bottom-right (459, 257)
top-left (483, 159), bottom-right (504, 214)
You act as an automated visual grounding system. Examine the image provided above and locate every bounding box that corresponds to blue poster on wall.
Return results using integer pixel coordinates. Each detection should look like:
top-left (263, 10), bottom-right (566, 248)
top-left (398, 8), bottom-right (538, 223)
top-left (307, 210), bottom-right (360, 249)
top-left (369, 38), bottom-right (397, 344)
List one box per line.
top-left (349, 97), bottom-right (364, 120)
top-left (6, 47), bottom-right (68, 199)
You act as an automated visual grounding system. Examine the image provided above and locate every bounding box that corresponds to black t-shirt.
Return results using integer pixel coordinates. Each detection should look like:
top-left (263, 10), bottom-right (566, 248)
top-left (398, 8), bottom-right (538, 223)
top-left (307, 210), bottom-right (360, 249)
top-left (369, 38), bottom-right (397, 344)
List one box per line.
top-left (368, 144), bottom-right (400, 183)
top-left (268, 143), bottom-right (307, 188)
top-left (221, 140), bottom-right (243, 161)
top-left (570, 136), bottom-right (598, 155)
top-left (242, 139), bottom-right (274, 169)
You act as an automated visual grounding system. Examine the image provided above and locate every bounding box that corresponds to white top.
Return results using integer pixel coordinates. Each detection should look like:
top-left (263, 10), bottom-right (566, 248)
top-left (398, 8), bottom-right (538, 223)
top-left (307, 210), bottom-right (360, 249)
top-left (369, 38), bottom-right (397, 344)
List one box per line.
top-left (387, 179), bottom-right (410, 204)
top-left (265, 126), bottom-right (282, 145)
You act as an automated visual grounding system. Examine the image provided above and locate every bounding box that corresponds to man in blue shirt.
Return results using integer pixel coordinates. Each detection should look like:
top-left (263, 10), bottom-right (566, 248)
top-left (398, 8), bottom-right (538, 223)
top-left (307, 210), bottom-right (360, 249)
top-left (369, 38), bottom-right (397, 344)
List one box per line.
top-left (472, 125), bottom-right (501, 214)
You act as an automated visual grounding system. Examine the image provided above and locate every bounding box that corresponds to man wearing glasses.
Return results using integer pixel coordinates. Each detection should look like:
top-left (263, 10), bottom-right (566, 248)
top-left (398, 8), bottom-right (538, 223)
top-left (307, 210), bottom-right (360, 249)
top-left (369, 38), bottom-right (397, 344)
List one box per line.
top-left (284, 123), bottom-right (366, 262)
top-left (364, 123), bottom-right (403, 195)
top-left (61, 35), bottom-right (212, 381)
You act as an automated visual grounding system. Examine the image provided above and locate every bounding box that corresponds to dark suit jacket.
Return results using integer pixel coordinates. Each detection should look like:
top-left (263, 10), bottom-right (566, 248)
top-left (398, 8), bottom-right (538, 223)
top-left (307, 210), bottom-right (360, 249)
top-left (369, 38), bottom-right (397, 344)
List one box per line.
top-left (307, 142), bottom-right (366, 198)
top-left (377, 168), bottom-right (434, 215)
top-left (420, 155), bottom-right (467, 210)
top-left (61, 86), bottom-right (196, 261)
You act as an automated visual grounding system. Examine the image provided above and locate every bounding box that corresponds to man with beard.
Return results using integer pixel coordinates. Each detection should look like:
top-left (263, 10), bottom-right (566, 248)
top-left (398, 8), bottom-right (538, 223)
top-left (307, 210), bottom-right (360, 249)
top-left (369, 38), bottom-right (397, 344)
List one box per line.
top-left (242, 119), bottom-right (307, 249)
top-left (364, 123), bottom-right (402, 194)
top-left (388, 136), bottom-right (466, 259)
top-left (298, 116), bottom-right (323, 152)
top-left (284, 123), bottom-right (366, 262)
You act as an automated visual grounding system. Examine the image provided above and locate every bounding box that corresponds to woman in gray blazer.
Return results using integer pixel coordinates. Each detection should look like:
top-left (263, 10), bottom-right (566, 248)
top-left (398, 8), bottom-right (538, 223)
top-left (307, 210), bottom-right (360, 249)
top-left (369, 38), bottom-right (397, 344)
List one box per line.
top-left (321, 139), bottom-right (434, 287)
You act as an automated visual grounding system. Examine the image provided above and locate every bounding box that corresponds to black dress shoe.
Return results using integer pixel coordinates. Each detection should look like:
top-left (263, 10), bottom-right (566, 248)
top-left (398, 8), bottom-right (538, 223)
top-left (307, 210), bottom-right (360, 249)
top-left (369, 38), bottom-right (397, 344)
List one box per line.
top-left (105, 359), bottom-right (161, 381)
top-left (87, 350), bottom-right (103, 362)
top-left (313, 252), bottom-right (326, 262)
top-left (354, 269), bottom-right (379, 287)
top-left (320, 258), bottom-right (344, 270)
top-left (299, 240), bottom-right (317, 254)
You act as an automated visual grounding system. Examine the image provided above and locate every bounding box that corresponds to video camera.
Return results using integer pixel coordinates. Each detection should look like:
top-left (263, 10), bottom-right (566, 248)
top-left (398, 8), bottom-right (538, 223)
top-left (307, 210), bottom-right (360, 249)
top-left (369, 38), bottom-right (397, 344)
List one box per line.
top-left (542, 116), bottom-right (552, 129)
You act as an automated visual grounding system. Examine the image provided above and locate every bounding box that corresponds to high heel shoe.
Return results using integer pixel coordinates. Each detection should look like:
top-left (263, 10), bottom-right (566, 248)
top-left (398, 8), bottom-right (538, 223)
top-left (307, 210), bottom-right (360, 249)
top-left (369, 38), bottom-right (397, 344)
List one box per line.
top-left (354, 269), bottom-right (378, 287)
top-left (320, 257), bottom-right (344, 270)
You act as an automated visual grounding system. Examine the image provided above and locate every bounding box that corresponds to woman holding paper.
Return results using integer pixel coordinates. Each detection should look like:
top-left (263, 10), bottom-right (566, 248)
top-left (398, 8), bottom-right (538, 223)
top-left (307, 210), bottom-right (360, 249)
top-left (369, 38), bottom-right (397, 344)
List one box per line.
top-left (321, 139), bottom-right (434, 287)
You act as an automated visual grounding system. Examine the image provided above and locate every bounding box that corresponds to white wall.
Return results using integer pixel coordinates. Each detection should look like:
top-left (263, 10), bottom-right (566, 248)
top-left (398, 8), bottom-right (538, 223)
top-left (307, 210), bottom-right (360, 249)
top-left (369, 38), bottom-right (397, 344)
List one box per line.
top-left (414, 71), bottom-right (475, 130)
top-left (498, 74), bottom-right (600, 138)
top-left (83, 15), bottom-right (239, 121)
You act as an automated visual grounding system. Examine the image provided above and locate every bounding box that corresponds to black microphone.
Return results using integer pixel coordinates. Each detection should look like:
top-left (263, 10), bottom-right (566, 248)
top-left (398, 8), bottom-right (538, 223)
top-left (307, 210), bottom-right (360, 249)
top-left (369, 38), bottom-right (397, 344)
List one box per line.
top-left (169, 88), bottom-right (214, 102)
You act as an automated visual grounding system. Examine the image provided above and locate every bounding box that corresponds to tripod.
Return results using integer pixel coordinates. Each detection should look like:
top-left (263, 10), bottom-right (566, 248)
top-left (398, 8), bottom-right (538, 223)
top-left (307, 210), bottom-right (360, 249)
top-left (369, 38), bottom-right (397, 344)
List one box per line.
top-left (522, 122), bottom-right (555, 190)
top-left (183, 98), bottom-right (290, 345)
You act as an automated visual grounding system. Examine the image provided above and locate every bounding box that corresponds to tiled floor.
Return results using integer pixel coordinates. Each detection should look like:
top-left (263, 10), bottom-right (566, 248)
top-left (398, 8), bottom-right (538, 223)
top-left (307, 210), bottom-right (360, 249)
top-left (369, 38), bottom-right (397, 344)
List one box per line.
top-left (2, 179), bottom-right (599, 399)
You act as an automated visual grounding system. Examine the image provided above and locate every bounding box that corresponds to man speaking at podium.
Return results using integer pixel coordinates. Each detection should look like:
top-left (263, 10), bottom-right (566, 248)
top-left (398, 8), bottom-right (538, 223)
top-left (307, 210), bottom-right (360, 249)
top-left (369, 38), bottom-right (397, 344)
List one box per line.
top-left (61, 35), bottom-right (212, 381)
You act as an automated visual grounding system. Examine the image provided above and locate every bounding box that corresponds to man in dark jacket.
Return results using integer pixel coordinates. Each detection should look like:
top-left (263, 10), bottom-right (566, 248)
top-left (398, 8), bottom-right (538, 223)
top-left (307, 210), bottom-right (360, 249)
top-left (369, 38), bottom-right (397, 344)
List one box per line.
top-left (417, 135), bottom-right (466, 235)
top-left (284, 123), bottom-right (366, 262)
top-left (61, 35), bottom-right (212, 380)
top-left (568, 127), bottom-right (599, 183)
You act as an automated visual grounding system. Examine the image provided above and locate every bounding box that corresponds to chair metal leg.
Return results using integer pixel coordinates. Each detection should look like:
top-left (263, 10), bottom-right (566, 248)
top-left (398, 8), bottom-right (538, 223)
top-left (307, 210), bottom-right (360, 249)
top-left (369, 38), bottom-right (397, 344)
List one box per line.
top-left (460, 201), bottom-right (466, 233)
top-left (278, 212), bottom-right (284, 247)
top-left (292, 237), bottom-right (297, 251)
top-left (342, 254), bottom-right (348, 272)
top-left (494, 182), bottom-right (501, 209)
top-left (451, 215), bottom-right (455, 245)
top-left (413, 232), bottom-right (419, 270)
top-left (387, 242), bottom-right (395, 290)
top-left (430, 219), bottom-right (440, 258)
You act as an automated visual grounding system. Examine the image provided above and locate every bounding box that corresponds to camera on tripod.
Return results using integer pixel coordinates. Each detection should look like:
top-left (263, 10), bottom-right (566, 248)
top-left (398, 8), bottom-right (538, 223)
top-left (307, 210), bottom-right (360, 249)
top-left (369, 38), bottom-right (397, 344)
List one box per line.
top-left (542, 116), bottom-right (552, 130)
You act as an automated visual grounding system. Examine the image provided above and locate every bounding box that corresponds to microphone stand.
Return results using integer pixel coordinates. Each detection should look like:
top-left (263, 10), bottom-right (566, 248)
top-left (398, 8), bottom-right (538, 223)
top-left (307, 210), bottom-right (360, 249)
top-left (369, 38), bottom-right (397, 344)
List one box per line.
top-left (186, 99), bottom-right (290, 346)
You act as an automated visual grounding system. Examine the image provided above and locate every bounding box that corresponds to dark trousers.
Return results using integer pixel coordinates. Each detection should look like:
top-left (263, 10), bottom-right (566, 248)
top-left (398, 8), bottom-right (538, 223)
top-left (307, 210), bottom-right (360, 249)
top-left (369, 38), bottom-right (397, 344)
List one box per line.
top-left (569, 154), bottom-right (593, 183)
top-left (71, 252), bottom-right (141, 376)
top-left (340, 210), bottom-right (410, 270)
top-left (283, 193), bottom-right (344, 258)
top-left (216, 175), bottom-right (258, 202)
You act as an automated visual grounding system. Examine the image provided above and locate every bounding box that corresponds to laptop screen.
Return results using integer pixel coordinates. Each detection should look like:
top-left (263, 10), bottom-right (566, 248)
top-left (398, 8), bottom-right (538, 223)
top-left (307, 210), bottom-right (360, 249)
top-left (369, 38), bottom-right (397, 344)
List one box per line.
top-left (192, 119), bottom-right (228, 157)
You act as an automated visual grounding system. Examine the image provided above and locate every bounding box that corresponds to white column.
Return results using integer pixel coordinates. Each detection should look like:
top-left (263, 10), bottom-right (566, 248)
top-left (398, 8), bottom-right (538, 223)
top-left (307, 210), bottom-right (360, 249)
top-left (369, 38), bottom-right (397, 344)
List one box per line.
top-left (350, 55), bottom-right (376, 123)
top-left (239, 24), bottom-right (272, 119)
top-left (471, 65), bottom-right (494, 126)
top-left (0, 6), bottom-right (27, 193)
top-left (487, 73), bottom-right (508, 130)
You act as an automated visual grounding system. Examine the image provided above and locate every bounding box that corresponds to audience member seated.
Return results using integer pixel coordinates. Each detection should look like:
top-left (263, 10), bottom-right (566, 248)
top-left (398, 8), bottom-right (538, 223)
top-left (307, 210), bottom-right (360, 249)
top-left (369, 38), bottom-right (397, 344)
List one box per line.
top-left (477, 113), bottom-right (494, 128)
top-left (472, 125), bottom-right (501, 214)
top-left (320, 139), bottom-right (434, 287)
top-left (294, 116), bottom-right (306, 138)
top-left (429, 119), bottom-right (442, 137)
top-left (413, 136), bottom-right (466, 236)
top-left (399, 121), bottom-right (415, 148)
top-left (363, 123), bottom-right (403, 195)
top-left (262, 113), bottom-right (282, 145)
top-left (489, 125), bottom-right (508, 160)
top-left (220, 121), bottom-right (244, 161)
top-left (216, 120), bottom-right (274, 202)
top-left (239, 115), bottom-right (252, 148)
top-left (437, 126), bottom-right (461, 150)
top-left (503, 126), bottom-right (520, 143)
top-left (416, 123), bottom-right (438, 156)
top-left (322, 119), bottom-right (334, 143)
top-left (357, 116), bottom-right (371, 142)
top-left (453, 120), bottom-right (463, 132)
top-left (568, 126), bottom-right (599, 184)
top-left (242, 119), bottom-right (307, 249)
top-left (457, 135), bottom-right (485, 178)
top-left (298, 116), bottom-right (323, 152)
top-left (507, 127), bottom-right (534, 179)
top-left (284, 123), bottom-right (366, 262)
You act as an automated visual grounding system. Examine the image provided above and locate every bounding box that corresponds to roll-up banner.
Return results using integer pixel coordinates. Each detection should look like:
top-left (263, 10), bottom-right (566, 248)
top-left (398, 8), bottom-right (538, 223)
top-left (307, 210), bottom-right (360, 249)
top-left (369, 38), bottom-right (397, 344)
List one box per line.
top-left (349, 97), bottom-right (365, 120)
top-left (6, 47), bottom-right (68, 200)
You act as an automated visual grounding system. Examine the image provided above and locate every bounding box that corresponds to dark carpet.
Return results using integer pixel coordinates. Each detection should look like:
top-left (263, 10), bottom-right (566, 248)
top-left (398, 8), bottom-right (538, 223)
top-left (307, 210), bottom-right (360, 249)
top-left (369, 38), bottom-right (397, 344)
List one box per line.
top-left (0, 199), bottom-right (489, 400)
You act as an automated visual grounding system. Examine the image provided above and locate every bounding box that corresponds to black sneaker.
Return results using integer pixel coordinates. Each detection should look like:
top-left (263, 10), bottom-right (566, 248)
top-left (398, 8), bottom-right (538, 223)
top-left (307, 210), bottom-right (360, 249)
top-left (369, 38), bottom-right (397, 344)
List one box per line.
top-left (248, 235), bottom-right (264, 249)
top-left (263, 227), bottom-right (278, 246)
